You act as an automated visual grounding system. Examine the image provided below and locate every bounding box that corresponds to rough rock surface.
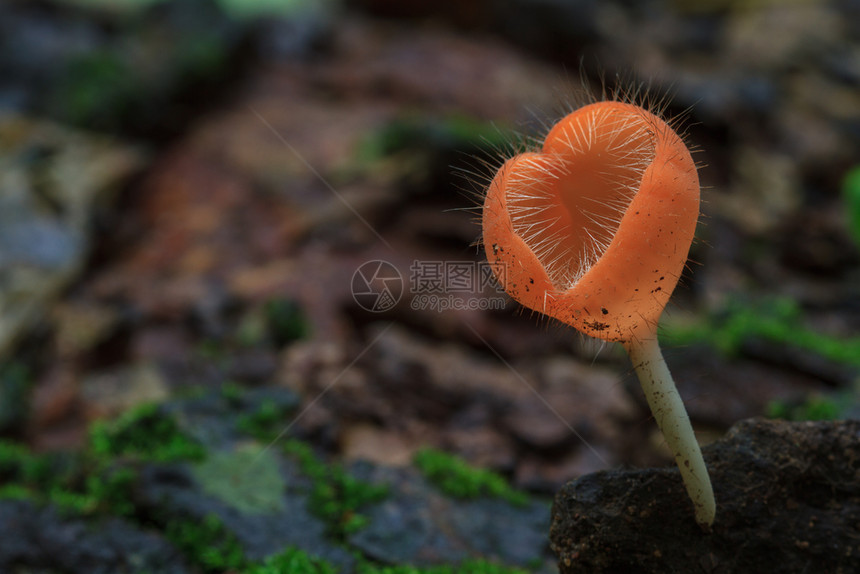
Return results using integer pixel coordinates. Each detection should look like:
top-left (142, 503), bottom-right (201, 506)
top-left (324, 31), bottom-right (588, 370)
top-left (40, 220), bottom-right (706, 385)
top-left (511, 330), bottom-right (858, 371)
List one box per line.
top-left (135, 460), bottom-right (357, 570)
top-left (0, 499), bottom-right (191, 574)
top-left (0, 384), bottom-right (557, 572)
top-left (550, 418), bottom-right (860, 574)
top-left (348, 461), bottom-right (552, 570)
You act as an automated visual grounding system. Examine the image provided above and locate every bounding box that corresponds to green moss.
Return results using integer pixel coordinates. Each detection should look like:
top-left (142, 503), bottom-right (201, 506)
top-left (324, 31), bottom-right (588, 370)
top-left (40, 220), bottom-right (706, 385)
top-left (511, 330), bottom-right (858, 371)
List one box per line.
top-left (192, 445), bottom-right (286, 514)
top-left (0, 440), bottom-right (52, 486)
top-left (20, 402), bottom-right (208, 517)
top-left (242, 547), bottom-right (337, 574)
top-left (52, 13), bottom-right (230, 132)
top-left (221, 381), bottom-right (244, 405)
top-left (413, 449), bottom-right (529, 507)
top-left (660, 296), bottom-right (860, 366)
top-left (89, 403), bottom-right (205, 462)
top-left (60, 466), bottom-right (137, 516)
top-left (1, 402), bottom-right (535, 574)
top-left (842, 164), bottom-right (860, 248)
top-left (766, 394), bottom-right (845, 421)
top-left (237, 398), bottom-right (289, 441)
top-left (235, 400), bottom-right (387, 534)
top-left (0, 437), bottom-right (138, 516)
top-left (165, 513), bottom-right (247, 573)
top-left (358, 115), bottom-right (511, 163)
top-left (58, 50), bottom-right (136, 127)
top-left (240, 550), bottom-right (530, 574)
top-left (0, 483), bottom-right (35, 501)
top-left (283, 439), bottom-right (389, 536)
top-left (237, 299), bottom-right (309, 349)
top-left (264, 298), bottom-right (309, 347)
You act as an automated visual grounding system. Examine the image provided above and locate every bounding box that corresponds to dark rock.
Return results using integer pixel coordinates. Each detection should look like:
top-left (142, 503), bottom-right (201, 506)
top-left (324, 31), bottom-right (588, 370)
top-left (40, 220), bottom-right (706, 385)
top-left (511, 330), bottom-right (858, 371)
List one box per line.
top-left (0, 499), bottom-right (191, 574)
top-left (136, 459), bottom-right (356, 570)
top-left (131, 386), bottom-right (353, 568)
top-left (349, 461), bottom-right (553, 570)
top-left (550, 419), bottom-right (860, 574)
top-left (163, 386), bottom-right (301, 449)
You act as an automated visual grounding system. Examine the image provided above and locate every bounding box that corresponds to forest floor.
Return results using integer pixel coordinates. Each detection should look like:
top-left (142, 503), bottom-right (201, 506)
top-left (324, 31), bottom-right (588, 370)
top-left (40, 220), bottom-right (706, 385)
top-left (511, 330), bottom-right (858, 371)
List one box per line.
top-left (1, 0), bottom-right (859, 572)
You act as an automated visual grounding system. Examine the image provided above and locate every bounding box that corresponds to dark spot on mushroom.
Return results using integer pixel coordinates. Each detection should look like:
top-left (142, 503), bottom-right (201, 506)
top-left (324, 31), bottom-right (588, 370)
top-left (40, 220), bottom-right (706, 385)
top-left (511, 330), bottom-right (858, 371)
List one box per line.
top-left (583, 320), bottom-right (609, 331)
top-left (601, 307), bottom-right (608, 315)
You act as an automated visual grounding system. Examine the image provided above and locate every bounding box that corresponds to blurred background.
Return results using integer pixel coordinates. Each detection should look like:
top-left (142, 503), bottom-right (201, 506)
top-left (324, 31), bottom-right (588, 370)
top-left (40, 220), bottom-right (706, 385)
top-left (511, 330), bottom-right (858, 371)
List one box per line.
top-left (0, 0), bottom-right (859, 569)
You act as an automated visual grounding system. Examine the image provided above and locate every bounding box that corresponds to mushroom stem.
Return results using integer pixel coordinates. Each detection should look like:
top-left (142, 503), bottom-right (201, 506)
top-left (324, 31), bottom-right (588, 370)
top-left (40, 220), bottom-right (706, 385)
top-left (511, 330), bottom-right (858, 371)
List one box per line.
top-left (624, 334), bottom-right (715, 529)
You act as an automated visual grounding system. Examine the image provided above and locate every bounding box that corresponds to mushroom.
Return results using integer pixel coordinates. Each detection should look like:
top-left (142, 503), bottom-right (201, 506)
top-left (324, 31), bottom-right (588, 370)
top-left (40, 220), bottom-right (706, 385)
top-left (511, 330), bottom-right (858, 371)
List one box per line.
top-left (482, 100), bottom-right (715, 528)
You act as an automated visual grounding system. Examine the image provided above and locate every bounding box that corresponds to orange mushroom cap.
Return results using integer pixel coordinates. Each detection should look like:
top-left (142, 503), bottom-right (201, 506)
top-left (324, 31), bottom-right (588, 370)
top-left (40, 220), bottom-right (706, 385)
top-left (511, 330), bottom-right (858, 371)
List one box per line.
top-left (482, 101), bottom-right (700, 342)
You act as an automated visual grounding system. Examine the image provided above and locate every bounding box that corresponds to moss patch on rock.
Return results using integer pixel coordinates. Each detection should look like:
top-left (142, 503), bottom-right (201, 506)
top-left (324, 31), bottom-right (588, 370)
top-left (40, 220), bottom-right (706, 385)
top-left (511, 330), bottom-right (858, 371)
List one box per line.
top-left (414, 448), bottom-right (528, 507)
top-left (192, 444), bottom-right (286, 514)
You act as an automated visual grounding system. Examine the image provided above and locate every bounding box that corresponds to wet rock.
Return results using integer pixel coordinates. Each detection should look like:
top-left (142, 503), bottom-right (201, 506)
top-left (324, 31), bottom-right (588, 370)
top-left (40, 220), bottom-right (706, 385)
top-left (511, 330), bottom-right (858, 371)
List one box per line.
top-left (131, 387), bottom-right (354, 569)
top-left (550, 418), bottom-right (860, 574)
top-left (163, 386), bottom-right (301, 450)
top-left (348, 461), bottom-right (553, 570)
top-left (0, 499), bottom-right (191, 574)
top-left (135, 459), bottom-right (356, 569)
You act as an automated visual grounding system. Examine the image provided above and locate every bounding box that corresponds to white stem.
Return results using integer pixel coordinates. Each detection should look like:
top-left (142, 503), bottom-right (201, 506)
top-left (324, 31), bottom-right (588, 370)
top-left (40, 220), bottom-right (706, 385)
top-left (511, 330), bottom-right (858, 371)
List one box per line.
top-left (624, 335), bottom-right (715, 528)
